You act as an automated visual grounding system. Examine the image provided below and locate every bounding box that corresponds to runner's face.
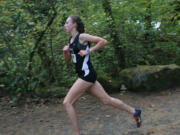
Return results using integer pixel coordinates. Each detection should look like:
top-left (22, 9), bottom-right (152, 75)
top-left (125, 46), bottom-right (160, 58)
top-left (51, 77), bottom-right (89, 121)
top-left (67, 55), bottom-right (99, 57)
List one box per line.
top-left (64, 17), bottom-right (75, 33)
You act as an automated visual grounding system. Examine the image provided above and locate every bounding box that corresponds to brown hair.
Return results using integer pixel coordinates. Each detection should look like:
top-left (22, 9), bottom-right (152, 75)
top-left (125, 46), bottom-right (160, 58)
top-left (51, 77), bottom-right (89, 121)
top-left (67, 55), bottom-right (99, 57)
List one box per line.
top-left (69, 15), bottom-right (84, 33)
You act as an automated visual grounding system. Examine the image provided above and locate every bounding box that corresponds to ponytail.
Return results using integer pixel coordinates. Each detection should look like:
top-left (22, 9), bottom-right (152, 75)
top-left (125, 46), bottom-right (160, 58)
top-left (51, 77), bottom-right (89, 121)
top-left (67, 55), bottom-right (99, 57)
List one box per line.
top-left (70, 15), bottom-right (84, 33)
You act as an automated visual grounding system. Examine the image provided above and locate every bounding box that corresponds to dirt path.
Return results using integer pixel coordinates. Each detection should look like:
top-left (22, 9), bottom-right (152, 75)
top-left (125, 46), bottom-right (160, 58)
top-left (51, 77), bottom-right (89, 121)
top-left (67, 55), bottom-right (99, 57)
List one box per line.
top-left (0, 88), bottom-right (180, 135)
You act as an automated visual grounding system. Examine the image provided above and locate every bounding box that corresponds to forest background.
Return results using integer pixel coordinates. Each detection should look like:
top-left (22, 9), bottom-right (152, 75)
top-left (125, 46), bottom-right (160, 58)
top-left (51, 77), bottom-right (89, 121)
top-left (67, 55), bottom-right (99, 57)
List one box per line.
top-left (0, 0), bottom-right (179, 102)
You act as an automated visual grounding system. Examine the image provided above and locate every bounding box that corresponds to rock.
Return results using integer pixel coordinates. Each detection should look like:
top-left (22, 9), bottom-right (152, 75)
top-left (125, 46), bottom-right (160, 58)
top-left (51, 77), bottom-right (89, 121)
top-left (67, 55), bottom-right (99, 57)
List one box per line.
top-left (120, 84), bottom-right (127, 91)
top-left (119, 64), bottom-right (180, 91)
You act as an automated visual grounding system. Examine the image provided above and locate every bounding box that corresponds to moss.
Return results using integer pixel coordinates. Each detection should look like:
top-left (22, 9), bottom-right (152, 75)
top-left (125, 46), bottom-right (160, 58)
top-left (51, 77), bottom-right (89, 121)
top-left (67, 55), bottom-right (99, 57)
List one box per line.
top-left (119, 64), bottom-right (180, 91)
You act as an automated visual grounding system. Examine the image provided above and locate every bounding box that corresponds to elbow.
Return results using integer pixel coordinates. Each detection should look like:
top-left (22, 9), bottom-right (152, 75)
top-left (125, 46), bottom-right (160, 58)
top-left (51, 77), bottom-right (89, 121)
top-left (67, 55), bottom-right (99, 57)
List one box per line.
top-left (103, 39), bottom-right (108, 46)
top-left (64, 52), bottom-right (71, 62)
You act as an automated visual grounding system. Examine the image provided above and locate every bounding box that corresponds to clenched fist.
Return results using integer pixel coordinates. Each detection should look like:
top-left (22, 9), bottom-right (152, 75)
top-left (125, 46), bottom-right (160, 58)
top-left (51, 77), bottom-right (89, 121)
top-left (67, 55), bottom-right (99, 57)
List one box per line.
top-left (63, 45), bottom-right (70, 52)
top-left (78, 50), bottom-right (89, 57)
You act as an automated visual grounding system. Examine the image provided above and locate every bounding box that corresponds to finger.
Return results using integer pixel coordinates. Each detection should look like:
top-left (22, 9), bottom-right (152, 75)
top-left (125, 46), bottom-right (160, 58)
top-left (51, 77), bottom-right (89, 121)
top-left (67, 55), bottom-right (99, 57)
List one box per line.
top-left (79, 52), bottom-right (84, 57)
top-left (78, 52), bottom-right (81, 56)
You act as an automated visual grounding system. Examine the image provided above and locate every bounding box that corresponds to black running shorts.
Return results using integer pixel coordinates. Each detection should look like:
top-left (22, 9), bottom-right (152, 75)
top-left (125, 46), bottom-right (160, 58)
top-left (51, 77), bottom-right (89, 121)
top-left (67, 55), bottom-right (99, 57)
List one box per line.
top-left (78, 69), bottom-right (97, 83)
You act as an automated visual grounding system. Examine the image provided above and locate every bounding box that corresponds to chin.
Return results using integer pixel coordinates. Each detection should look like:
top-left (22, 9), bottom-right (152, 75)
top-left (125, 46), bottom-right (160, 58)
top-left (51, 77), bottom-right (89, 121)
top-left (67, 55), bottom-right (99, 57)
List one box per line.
top-left (66, 29), bottom-right (70, 33)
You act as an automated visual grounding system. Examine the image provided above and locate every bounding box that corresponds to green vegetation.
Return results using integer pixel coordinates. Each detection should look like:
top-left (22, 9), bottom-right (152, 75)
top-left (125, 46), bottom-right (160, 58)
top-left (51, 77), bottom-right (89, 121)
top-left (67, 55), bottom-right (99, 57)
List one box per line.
top-left (0, 0), bottom-right (180, 101)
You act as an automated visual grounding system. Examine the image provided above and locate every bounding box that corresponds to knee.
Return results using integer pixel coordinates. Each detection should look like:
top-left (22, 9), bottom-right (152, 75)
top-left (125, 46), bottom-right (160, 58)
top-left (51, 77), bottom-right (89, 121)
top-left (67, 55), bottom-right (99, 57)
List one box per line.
top-left (101, 96), bottom-right (112, 105)
top-left (63, 99), bottom-right (71, 108)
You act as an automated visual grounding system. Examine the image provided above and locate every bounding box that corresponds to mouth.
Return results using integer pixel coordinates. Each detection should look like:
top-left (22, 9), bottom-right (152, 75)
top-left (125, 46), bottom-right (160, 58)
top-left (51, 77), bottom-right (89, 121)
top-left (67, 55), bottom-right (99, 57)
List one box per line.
top-left (64, 27), bottom-right (68, 31)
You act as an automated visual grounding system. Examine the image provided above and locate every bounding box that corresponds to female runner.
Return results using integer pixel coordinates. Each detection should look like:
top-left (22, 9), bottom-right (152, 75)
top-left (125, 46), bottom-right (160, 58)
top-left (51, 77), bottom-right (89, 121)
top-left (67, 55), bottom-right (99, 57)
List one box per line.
top-left (63, 15), bottom-right (142, 135)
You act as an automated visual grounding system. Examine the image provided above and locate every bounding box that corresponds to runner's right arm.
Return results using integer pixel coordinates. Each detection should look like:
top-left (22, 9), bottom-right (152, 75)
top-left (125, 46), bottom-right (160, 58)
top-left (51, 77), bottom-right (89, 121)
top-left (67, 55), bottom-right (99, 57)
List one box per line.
top-left (63, 45), bottom-right (71, 62)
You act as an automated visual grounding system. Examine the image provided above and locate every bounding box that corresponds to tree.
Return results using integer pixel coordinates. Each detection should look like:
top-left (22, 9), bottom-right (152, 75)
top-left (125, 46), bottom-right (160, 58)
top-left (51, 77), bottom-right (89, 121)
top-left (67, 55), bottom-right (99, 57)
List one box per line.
top-left (102, 0), bottom-right (126, 69)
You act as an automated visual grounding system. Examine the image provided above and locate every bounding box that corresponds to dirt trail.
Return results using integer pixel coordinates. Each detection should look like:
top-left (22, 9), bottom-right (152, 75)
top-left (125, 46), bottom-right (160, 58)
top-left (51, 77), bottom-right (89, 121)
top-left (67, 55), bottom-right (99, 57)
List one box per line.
top-left (0, 88), bottom-right (180, 135)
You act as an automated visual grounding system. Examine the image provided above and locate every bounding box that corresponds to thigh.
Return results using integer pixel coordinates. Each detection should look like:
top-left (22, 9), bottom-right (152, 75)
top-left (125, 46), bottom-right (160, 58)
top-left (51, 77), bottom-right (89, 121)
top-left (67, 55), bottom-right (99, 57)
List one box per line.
top-left (87, 81), bottom-right (110, 101)
top-left (64, 78), bottom-right (93, 104)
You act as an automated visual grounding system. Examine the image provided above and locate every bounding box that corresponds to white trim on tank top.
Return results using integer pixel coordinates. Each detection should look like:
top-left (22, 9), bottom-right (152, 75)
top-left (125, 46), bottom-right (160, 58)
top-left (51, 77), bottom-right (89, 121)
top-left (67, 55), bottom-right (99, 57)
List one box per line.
top-left (82, 46), bottom-right (90, 77)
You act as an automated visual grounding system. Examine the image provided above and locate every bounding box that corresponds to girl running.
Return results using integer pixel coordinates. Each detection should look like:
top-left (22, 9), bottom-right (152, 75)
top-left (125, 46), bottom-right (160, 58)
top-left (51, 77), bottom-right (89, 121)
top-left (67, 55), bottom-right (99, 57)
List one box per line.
top-left (62, 15), bottom-right (142, 135)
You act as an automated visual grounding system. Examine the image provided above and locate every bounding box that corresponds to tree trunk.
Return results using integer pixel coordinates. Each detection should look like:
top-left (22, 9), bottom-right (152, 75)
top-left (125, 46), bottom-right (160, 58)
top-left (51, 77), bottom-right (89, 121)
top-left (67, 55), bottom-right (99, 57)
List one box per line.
top-left (102, 0), bottom-right (126, 69)
top-left (170, 0), bottom-right (180, 23)
top-left (144, 0), bottom-right (154, 48)
top-left (27, 9), bottom-right (57, 90)
top-left (37, 43), bottom-right (55, 82)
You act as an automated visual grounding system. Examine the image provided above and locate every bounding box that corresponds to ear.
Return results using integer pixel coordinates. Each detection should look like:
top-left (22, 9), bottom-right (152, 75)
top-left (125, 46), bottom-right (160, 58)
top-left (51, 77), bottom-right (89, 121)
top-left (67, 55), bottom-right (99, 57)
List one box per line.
top-left (73, 22), bottom-right (77, 28)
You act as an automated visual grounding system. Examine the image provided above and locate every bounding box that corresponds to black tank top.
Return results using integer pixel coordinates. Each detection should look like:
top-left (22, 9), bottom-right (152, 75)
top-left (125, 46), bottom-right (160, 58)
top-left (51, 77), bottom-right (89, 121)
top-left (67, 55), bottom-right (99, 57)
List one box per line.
top-left (69, 34), bottom-right (94, 76)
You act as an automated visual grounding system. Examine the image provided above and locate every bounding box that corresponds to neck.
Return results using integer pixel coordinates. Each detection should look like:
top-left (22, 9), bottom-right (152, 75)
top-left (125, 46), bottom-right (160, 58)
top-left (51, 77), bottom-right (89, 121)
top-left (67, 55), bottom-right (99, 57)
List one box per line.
top-left (70, 29), bottom-right (79, 39)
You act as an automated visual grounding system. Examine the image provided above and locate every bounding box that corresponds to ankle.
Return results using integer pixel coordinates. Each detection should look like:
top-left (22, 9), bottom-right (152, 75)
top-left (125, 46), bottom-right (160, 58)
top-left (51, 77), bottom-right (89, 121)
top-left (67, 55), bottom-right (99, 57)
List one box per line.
top-left (134, 108), bottom-right (141, 117)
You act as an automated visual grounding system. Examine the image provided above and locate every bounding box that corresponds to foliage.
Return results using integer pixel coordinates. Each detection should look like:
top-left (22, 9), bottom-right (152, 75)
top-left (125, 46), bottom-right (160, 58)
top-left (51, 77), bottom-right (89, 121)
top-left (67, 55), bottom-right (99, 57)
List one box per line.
top-left (0, 0), bottom-right (179, 100)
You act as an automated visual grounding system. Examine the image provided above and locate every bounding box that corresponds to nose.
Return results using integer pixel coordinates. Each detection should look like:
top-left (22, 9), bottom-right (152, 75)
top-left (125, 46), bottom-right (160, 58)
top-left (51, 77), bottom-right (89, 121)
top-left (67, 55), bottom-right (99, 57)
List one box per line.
top-left (64, 24), bottom-right (67, 29)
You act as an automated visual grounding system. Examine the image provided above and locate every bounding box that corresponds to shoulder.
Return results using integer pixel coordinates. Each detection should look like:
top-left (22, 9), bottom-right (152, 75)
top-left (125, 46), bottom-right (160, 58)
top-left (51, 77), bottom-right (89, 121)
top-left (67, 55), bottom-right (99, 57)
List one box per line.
top-left (78, 33), bottom-right (89, 45)
top-left (79, 33), bottom-right (90, 41)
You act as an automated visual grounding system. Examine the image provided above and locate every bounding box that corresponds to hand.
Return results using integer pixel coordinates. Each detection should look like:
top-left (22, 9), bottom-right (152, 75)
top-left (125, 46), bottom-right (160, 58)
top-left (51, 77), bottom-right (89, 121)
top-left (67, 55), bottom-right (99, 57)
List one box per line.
top-left (78, 50), bottom-right (88, 57)
top-left (63, 45), bottom-right (69, 52)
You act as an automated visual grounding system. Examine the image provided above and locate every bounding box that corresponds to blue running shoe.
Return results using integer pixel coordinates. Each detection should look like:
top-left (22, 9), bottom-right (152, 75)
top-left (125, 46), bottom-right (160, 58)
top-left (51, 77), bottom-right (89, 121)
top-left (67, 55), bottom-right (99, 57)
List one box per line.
top-left (133, 109), bottom-right (142, 128)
